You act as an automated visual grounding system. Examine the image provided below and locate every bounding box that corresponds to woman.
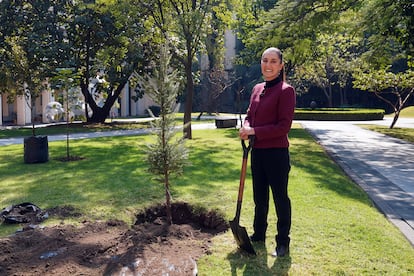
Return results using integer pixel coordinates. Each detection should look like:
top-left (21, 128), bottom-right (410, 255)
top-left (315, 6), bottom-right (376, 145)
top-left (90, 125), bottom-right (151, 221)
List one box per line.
top-left (239, 47), bottom-right (296, 257)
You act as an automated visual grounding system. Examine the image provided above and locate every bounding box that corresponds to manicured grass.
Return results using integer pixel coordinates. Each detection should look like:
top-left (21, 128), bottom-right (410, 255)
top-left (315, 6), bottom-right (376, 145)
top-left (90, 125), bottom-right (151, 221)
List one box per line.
top-left (384, 106), bottom-right (414, 119)
top-left (362, 106), bottom-right (414, 143)
top-left (0, 122), bottom-right (152, 139)
top-left (399, 106), bottom-right (414, 118)
top-left (0, 126), bottom-right (413, 275)
top-left (362, 125), bottom-right (414, 143)
top-left (0, 112), bottom-right (220, 139)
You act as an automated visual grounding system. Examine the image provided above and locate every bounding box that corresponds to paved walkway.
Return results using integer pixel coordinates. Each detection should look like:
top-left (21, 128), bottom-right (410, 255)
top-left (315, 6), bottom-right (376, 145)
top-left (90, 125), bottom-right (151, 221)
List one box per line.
top-left (300, 118), bottom-right (414, 247)
top-left (0, 122), bottom-right (216, 146)
top-left (1, 117), bottom-right (414, 246)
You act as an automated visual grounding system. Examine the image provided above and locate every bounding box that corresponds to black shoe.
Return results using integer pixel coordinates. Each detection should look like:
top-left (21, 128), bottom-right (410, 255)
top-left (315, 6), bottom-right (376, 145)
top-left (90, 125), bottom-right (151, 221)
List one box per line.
top-left (249, 234), bottom-right (265, 242)
top-left (271, 245), bottom-right (289, 257)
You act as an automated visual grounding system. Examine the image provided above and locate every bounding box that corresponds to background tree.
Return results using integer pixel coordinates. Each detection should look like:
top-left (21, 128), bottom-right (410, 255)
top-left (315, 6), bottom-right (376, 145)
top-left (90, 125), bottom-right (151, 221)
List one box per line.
top-left (293, 25), bottom-right (361, 107)
top-left (133, 46), bottom-right (188, 225)
top-left (353, 68), bottom-right (414, 128)
top-left (251, 0), bottom-right (359, 73)
top-left (231, 0), bottom-right (272, 65)
top-left (65, 1), bottom-right (153, 123)
top-left (235, 0), bottom-right (414, 114)
top-left (196, 3), bottom-right (235, 118)
top-left (351, 0), bottom-right (413, 127)
top-left (50, 68), bottom-right (81, 160)
top-left (141, 0), bottom-right (216, 139)
top-left (296, 34), bottom-right (336, 107)
top-left (230, 0), bottom-right (276, 101)
top-left (234, 0), bottom-right (361, 107)
top-left (197, 67), bottom-right (236, 118)
top-left (358, 0), bottom-right (413, 64)
top-left (0, 0), bottom-right (70, 133)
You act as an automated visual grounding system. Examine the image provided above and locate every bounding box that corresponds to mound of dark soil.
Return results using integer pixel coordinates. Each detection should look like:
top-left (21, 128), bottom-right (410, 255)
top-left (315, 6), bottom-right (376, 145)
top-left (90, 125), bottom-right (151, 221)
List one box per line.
top-left (0, 202), bottom-right (229, 275)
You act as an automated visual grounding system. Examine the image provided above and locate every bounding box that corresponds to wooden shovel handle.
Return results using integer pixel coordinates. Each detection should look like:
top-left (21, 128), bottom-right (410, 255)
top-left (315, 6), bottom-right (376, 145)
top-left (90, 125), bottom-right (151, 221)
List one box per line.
top-left (235, 136), bottom-right (255, 221)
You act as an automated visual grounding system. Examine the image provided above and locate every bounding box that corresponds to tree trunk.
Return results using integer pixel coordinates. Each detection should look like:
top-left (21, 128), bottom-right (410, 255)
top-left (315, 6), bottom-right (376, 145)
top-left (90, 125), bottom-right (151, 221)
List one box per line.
top-left (340, 86), bottom-right (350, 106)
top-left (80, 79), bottom-right (128, 124)
top-left (390, 111), bottom-right (400, 129)
top-left (328, 84), bottom-right (333, 107)
top-left (183, 56), bottom-right (194, 139)
top-left (342, 86), bottom-right (349, 106)
top-left (165, 175), bottom-right (172, 225)
top-left (322, 87), bottom-right (332, 108)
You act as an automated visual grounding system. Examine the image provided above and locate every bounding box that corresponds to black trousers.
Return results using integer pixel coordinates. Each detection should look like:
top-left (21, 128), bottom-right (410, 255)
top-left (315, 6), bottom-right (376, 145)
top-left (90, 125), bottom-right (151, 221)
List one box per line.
top-left (251, 147), bottom-right (291, 246)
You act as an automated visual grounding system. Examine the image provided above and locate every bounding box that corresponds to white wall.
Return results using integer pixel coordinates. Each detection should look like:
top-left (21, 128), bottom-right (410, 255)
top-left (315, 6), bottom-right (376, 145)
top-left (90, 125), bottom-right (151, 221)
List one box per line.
top-left (120, 82), bottom-right (129, 117)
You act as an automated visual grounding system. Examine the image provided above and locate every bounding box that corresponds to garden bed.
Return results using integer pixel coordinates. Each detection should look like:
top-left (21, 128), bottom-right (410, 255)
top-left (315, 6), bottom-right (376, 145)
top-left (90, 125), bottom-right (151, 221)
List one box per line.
top-left (0, 202), bottom-right (228, 275)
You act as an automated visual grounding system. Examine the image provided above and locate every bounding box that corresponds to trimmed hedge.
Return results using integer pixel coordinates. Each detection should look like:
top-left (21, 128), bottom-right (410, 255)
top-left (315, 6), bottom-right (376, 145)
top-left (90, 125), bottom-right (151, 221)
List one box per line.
top-left (294, 108), bottom-right (385, 121)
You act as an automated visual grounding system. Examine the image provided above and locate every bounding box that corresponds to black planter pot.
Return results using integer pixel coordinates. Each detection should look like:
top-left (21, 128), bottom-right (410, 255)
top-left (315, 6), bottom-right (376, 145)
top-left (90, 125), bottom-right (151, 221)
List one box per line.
top-left (24, 136), bottom-right (49, 164)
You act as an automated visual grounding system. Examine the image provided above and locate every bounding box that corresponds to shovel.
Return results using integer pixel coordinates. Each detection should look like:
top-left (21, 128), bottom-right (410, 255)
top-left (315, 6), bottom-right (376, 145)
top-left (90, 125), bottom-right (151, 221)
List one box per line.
top-left (229, 136), bottom-right (256, 255)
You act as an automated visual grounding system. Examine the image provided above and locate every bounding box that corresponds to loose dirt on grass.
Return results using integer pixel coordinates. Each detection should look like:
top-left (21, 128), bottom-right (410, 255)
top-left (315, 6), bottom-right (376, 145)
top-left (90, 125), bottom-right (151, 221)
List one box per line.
top-left (0, 202), bottom-right (228, 275)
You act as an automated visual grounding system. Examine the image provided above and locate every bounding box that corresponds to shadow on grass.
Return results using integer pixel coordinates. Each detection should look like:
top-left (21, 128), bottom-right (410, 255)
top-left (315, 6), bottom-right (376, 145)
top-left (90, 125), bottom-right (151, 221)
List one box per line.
top-left (289, 127), bottom-right (370, 202)
top-left (226, 242), bottom-right (291, 275)
top-left (0, 131), bottom-right (244, 223)
top-left (0, 136), bottom-right (161, 218)
top-left (0, 126), bottom-right (372, 232)
top-left (220, 126), bottom-right (369, 204)
top-left (173, 129), bottom-right (245, 199)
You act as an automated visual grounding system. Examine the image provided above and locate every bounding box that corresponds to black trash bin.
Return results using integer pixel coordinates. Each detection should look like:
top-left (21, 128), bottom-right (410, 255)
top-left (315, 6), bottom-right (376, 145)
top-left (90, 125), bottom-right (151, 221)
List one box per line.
top-left (24, 136), bottom-right (49, 164)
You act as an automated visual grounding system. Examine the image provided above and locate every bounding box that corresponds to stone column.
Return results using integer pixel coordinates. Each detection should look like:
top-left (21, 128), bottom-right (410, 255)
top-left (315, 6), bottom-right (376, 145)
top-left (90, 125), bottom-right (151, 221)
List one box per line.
top-left (16, 95), bottom-right (30, 126)
top-left (42, 89), bottom-right (51, 123)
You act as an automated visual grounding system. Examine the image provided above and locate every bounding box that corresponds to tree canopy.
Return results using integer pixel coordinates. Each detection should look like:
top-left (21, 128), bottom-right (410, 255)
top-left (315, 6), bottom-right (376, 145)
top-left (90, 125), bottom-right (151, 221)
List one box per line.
top-left (237, 0), bottom-right (413, 127)
top-left (0, 0), bottom-right (156, 123)
top-left (1, 0), bottom-right (412, 128)
top-left (140, 0), bottom-right (225, 138)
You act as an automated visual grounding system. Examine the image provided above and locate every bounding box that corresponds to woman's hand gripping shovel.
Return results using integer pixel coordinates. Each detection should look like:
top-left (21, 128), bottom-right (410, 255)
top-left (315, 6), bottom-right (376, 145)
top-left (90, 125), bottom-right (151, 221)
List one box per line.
top-left (230, 136), bottom-right (256, 255)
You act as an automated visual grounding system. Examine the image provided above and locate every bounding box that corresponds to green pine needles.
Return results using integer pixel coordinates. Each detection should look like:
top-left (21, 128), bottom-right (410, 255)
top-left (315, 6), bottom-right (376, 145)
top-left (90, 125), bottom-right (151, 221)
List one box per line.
top-left (133, 46), bottom-right (188, 224)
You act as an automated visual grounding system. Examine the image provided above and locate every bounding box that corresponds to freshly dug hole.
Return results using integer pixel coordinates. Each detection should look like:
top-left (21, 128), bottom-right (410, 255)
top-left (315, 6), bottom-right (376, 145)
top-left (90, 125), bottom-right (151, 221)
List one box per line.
top-left (0, 201), bottom-right (229, 276)
top-left (135, 201), bottom-right (229, 232)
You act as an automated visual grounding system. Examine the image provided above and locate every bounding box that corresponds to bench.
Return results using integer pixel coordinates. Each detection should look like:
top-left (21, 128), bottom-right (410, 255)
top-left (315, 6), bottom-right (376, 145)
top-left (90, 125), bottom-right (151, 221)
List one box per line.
top-left (215, 117), bottom-right (238, 128)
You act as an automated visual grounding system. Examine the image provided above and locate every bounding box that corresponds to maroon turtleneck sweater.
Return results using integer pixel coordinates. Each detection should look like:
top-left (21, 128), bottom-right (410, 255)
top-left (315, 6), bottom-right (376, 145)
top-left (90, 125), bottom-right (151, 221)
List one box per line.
top-left (244, 76), bottom-right (296, 148)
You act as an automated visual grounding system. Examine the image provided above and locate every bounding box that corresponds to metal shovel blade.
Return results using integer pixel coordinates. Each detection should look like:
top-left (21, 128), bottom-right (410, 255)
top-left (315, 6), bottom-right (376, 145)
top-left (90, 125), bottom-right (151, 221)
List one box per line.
top-left (229, 219), bottom-right (256, 255)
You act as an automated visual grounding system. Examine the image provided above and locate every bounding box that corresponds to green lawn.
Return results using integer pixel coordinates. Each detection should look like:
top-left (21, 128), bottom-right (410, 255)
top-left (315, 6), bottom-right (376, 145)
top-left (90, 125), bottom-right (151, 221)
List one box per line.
top-left (0, 126), bottom-right (413, 275)
top-left (0, 121), bottom-right (152, 139)
top-left (399, 106), bottom-right (414, 118)
top-left (362, 106), bottom-right (414, 143)
top-left (0, 113), bottom-right (219, 139)
top-left (362, 125), bottom-right (414, 143)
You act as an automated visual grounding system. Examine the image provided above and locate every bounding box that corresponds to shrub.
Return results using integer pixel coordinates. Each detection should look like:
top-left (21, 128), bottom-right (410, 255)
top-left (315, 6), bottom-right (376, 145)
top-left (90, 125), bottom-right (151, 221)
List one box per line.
top-left (294, 108), bottom-right (384, 121)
